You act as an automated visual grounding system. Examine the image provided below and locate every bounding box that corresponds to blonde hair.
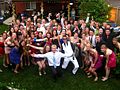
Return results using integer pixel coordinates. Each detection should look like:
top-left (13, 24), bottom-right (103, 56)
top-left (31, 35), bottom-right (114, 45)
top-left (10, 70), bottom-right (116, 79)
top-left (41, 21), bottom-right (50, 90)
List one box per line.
top-left (51, 44), bottom-right (57, 49)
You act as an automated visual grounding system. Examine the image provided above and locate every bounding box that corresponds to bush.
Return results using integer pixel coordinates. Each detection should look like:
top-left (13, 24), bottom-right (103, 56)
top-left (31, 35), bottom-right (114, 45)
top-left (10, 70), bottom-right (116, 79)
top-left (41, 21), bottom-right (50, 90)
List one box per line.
top-left (114, 54), bottom-right (120, 77)
top-left (78, 0), bottom-right (111, 23)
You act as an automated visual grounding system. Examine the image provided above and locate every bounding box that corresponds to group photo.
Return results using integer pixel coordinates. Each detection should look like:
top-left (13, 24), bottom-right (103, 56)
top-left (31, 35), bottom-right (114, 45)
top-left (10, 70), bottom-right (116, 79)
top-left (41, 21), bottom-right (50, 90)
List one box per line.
top-left (0, 0), bottom-right (120, 90)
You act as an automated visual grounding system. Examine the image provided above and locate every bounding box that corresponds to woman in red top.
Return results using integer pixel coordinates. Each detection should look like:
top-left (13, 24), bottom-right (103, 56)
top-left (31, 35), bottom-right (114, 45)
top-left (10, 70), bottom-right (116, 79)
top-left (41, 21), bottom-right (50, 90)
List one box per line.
top-left (101, 44), bottom-right (116, 81)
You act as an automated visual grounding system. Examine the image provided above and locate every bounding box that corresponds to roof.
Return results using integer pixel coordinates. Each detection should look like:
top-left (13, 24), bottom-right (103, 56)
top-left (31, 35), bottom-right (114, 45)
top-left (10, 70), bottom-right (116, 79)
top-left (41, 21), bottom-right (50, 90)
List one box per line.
top-left (106, 0), bottom-right (120, 8)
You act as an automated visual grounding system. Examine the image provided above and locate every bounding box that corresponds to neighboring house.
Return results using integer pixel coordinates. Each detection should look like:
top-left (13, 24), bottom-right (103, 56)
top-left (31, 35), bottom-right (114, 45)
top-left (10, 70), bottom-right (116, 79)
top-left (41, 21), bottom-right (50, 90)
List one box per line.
top-left (106, 0), bottom-right (120, 25)
top-left (12, 0), bottom-right (78, 18)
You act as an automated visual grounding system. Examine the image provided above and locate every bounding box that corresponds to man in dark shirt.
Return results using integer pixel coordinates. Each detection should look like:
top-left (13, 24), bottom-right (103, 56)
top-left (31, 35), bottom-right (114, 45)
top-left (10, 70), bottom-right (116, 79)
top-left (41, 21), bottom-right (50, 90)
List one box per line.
top-left (95, 34), bottom-right (105, 55)
top-left (102, 29), bottom-right (114, 51)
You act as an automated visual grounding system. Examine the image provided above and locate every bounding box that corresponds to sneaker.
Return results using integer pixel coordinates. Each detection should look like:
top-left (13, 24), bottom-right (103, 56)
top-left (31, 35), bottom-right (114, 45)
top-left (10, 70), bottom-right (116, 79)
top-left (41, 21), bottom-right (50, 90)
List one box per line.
top-left (14, 70), bottom-right (19, 74)
top-left (102, 77), bottom-right (108, 81)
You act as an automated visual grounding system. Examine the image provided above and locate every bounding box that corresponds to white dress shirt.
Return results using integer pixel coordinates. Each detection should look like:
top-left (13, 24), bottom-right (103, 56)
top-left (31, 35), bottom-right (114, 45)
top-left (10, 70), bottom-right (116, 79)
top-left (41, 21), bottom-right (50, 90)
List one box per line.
top-left (33, 52), bottom-right (67, 67)
top-left (62, 41), bottom-right (74, 56)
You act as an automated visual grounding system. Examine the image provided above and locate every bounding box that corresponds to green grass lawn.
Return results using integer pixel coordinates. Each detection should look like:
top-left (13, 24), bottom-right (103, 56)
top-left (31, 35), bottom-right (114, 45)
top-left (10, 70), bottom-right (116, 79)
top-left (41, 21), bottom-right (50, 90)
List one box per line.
top-left (0, 24), bottom-right (120, 90)
top-left (0, 61), bottom-right (120, 90)
top-left (0, 24), bottom-right (9, 34)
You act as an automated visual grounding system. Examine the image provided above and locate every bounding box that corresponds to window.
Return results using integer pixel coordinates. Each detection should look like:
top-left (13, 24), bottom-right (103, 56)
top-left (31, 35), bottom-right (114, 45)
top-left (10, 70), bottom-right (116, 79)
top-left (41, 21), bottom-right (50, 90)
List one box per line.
top-left (26, 2), bottom-right (36, 10)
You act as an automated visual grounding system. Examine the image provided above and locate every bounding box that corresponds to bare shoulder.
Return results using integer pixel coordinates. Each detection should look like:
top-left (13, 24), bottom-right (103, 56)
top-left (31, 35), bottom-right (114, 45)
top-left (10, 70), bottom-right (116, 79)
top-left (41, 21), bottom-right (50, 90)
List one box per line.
top-left (118, 42), bottom-right (120, 49)
top-left (106, 49), bottom-right (112, 55)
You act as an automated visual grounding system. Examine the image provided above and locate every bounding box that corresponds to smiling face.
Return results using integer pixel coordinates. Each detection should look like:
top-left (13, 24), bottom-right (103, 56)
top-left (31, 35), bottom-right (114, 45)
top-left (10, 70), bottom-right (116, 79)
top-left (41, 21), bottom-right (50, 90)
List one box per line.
top-left (12, 33), bottom-right (17, 39)
top-left (86, 43), bottom-right (91, 51)
top-left (45, 45), bottom-right (50, 52)
top-left (51, 45), bottom-right (57, 53)
top-left (105, 29), bottom-right (110, 36)
top-left (62, 36), bottom-right (67, 43)
top-left (112, 38), bottom-right (117, 45)
top-left (53, 30), bottom-right (57, 36)
top-left (96, 35), bottom-right (100, 42)
top-left (2, 32), bottom-right (7, 39)
top-left (74, 33), bottom-right (78, 38)
top-left (101, 44), bottom-right (107, 53)
top-left (99, 28), bottom-right (103, 34)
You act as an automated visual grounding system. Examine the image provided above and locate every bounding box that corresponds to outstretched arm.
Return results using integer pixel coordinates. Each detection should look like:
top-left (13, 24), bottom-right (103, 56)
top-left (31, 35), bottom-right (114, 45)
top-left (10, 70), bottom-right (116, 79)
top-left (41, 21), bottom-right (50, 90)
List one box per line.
top-left (27, 44), bottom-right (44, 50)
top-left (31, 53), bottom-right (46, 58)
top-left (33, 38), bottom-right (47, 42)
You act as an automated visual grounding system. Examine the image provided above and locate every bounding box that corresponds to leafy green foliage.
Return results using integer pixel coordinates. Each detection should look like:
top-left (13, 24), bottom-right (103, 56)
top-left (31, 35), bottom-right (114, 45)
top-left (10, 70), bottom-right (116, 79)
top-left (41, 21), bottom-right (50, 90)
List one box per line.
top-left (78, 0), bottom-right (111, 22)
top-left (0, 24), bottom-right (9, 34)
top-left (114, 54), bottom-right (120, 75)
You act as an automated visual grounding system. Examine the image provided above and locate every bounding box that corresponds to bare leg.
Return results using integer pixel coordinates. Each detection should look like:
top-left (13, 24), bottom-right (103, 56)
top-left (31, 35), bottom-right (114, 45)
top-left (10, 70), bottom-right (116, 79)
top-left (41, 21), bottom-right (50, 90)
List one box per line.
top-left (20, 61), bottom-right (23, 69)
top-left (14, 64), bottom-right (19, 73)
top-left (37, 61), bottom-right (43, 76)
top-left (41, 60), bottom-right (46, 74)
top-left (3, 54), bottom-right (8, 67)
top-left (87, 67), bottom-right (92, 78)
top-left (27, 53), bottom-right (30, 66)
top-left (91, 68), bottom-right (98, 81)
top-left (6, 54), bottom-right (10, 65)
top-left (102, 67), bottom-right (110, 81)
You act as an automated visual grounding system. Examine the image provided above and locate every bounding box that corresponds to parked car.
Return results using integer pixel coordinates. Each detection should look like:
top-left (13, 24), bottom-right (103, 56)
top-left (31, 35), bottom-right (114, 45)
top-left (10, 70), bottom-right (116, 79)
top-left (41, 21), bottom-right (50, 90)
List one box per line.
top-left (0, 15), bottom-right (4, 24)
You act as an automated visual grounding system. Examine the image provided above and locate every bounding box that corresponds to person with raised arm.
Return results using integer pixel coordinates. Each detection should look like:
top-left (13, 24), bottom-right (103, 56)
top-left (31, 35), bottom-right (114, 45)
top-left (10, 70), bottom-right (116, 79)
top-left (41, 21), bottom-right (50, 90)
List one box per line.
top-left (31, 44), bottom-right (70, 81)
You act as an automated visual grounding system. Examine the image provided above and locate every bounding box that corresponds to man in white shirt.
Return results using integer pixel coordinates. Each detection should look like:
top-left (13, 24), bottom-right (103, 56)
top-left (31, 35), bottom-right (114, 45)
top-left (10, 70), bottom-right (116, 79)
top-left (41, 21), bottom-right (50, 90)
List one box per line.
top-left (31, 44), bottom-right (69, 81)
top-left (61, 35), bottom-right (79, 74)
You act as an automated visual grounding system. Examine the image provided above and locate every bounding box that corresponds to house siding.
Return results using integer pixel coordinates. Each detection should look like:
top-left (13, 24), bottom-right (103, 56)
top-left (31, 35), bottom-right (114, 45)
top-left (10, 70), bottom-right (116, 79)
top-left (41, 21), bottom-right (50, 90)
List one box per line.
top-left (15, 2), bottom-right (26, 14)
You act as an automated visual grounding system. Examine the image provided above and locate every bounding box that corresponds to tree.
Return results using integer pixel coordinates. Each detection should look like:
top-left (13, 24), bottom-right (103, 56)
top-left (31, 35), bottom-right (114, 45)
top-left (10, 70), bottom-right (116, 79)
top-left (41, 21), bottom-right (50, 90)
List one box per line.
top-left (78, 0), bottom-right (111, 23)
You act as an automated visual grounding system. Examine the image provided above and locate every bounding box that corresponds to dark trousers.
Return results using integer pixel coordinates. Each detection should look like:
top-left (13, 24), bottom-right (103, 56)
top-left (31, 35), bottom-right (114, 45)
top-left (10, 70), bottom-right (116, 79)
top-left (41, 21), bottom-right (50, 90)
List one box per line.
top-left (50, 66), bottom-right (62, 80)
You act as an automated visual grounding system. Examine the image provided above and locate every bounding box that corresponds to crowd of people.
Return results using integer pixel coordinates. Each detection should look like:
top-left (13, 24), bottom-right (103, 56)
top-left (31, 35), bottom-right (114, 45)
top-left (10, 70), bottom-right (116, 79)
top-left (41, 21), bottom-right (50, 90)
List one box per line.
top-left (0, 12), bottom-right (120, 82)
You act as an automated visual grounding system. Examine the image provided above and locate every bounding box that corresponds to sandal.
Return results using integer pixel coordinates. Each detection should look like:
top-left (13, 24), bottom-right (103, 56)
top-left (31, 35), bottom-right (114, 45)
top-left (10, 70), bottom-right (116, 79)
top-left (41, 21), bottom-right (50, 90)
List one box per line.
top-left (88, 75), bottom-right (92, 78)
top-left (102, 77), bottom-right (108, 81)
top-left (94, 77), bottom-right (98, 82)
top-left (14, 70), bottom-right (19, 74)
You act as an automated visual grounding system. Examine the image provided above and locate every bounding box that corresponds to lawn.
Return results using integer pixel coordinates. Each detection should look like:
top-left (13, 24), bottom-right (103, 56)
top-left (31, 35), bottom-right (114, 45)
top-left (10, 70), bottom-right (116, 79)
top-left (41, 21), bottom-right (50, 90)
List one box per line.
top-left (0, 24), bottom-right (120, 90)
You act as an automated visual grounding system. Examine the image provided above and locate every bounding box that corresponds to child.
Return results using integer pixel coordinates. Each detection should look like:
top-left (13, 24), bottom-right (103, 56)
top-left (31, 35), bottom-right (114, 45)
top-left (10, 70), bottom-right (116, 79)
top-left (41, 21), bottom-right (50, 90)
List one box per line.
top-left (101, 44), bottom-right (116, 81)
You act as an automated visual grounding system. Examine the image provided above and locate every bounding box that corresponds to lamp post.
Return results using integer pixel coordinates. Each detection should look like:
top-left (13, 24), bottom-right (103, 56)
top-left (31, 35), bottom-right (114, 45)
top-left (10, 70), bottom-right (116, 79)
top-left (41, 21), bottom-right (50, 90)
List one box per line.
top-left (12, 2), bottom-right (16, 22)
top-left (41, 0), bottom-right (44, 19)
top-left (68, 0), bottom-right (73, 21)
top-left (67, 0), bottom-right (70, 21)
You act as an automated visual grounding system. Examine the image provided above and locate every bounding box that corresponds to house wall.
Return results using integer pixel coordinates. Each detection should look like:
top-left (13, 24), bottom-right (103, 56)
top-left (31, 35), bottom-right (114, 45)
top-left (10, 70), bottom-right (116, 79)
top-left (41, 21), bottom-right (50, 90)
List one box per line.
top-left (15, 2), bottom-right (26, 14)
